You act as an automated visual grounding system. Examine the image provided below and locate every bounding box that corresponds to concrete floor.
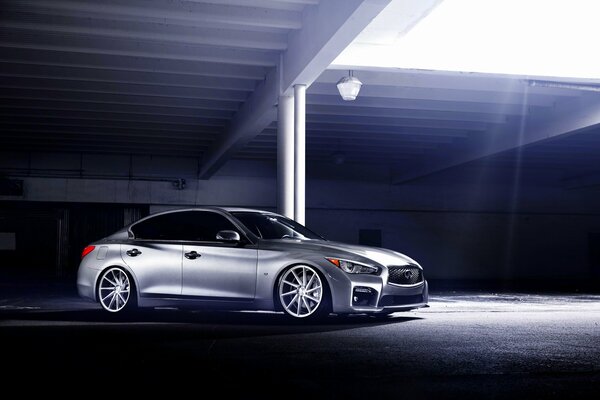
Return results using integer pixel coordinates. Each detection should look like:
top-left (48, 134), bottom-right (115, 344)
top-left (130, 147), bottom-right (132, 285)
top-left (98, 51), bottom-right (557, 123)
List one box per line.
top-left (1, 286), bottom-right (599, 398)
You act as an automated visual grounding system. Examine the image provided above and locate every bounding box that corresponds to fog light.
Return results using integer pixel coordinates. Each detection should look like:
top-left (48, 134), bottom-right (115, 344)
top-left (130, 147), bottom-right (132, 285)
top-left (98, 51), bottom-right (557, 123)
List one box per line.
top-left (352, 286), bottom-right (377, 307)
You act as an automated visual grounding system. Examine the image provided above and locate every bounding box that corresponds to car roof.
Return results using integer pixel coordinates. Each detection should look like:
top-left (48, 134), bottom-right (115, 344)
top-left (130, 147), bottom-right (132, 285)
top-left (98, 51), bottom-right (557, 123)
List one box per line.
top-left (222, 207), bottom-right (276, 214)
top-left (147, 207), bottom-right (276, 215)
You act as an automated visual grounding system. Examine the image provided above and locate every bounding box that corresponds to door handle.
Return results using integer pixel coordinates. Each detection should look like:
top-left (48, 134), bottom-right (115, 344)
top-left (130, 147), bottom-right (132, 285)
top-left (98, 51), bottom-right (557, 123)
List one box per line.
top-left (126, 248), bottom-right (142, 257)
top-left (185, 251), bottom-right (201, 260)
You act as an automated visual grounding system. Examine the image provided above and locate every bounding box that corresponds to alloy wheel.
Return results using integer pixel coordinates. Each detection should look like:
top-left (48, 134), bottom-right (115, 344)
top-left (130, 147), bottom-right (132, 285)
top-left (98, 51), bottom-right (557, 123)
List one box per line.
top-left (279, 265), bottom-right (323, 318)
top-left (99, 268), bottom-right (131, 313)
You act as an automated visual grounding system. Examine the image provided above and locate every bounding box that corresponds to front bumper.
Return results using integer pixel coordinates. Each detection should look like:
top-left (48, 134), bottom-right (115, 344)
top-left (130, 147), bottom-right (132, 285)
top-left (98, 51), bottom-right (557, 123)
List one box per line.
top-left (328, 269), bottom-right (428, 314)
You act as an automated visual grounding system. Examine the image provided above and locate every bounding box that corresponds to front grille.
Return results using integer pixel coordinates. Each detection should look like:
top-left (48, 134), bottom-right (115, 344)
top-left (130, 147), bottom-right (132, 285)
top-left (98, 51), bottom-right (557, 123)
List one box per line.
top-left (387, 265), bottom-right (423, 285)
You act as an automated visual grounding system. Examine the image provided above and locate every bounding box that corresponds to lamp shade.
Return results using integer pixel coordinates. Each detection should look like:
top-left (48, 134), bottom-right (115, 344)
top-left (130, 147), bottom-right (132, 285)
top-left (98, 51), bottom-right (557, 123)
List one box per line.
top-left (336, 75), bottom-right (362, 101)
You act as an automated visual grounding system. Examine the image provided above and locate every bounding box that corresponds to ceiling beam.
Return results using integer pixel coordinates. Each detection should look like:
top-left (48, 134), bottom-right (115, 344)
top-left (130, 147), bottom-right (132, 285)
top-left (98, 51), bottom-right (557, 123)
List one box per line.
top-left (0, 127), bottom-right (221, 139)
top-left (0, 47), bottom-right (267, 80)
top-left (306, 104), bottom-right (509, 123)
top-left (1, 28), bottom-right (279, 66)
top-left (392, 95), bottom-right (600, 184)
top-left (0, 101), bottom-right (234, 119)
top-left (305, 114), bottom-right (495, 131)
top-left (234, 154), bottom-right (415, 162)
top-left (259, 129), bottom-right (457, 143)
top-left (0, 110), bottom-right (229, 127)
top-left (0, 11), bottom-right (289, 51)
top-left (248, 139), bottom-right (438, 150)
top-left (0, 142), bottom-right (209, 157)
top-left (278, 0), bottom-right (390, 95)
top-left (9, 0), bottom-right (303, 30)
top-left (197, 1), bottom-right (320, 11)
top-left (0, 77), bottom-right (250, 101)
top-left (319, 68), bottom-right (581, 97)
top-left (0, 63), bottom-right (258, 91)
top-left (198, 0), bottom-right (392, 178)
top-left (308, 82), bottom-right (559, 107)
top-left (0, 121), bottom-right (225, 134)
top-left (303, 123), bottom-right (473, 137)
top-left (0, 137), bottom-right (210, 148)
top-left (240, 146), bottom-right (427, 156)
top-left (0, 133), bottom-right (214, 146)
top-left (0, 89), bottom-right (243, 110)
top-left (306, 94), bottom-right (532, 115)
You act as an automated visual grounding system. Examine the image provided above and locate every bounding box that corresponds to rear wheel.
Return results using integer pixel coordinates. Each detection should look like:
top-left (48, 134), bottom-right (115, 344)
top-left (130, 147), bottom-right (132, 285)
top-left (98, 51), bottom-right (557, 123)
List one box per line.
top-left (98, 267), bottom-right (136, 313)
top-left (278, 265), bottom-right (330, 320)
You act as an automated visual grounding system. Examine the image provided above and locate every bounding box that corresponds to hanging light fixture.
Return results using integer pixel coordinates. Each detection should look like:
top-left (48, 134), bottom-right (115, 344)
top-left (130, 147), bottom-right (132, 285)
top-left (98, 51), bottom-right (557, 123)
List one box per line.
top-left (336, 70), bottom-right (362, 101)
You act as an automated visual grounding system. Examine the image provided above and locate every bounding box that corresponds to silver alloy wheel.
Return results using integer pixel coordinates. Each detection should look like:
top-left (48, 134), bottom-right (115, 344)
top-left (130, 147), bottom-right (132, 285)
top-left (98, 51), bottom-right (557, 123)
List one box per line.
top-left (99, 268), bottom-right (131, 313)
top-left (279, 265), bottom-right (323, 318)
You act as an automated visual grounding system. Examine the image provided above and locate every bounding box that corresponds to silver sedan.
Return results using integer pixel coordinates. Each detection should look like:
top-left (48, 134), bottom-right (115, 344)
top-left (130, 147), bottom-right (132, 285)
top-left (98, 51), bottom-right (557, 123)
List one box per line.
top-left (77, 207), bottom-right (428, 319)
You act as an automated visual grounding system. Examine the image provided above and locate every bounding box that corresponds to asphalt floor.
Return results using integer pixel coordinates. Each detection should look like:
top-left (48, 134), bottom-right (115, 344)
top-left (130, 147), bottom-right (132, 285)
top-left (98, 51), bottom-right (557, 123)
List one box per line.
top-left (1, 284), bottom-right (599, 398)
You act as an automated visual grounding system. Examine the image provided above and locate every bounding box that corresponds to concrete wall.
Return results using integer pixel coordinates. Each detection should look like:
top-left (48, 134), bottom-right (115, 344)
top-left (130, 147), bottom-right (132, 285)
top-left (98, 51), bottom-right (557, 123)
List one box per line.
top-left (308, 209), bottom-right (600, 280)
top-left (2, 151), bottom-right (600, 281)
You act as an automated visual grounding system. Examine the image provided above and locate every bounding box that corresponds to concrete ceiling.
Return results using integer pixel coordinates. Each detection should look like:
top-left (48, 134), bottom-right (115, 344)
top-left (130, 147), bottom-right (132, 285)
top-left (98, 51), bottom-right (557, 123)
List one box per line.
top-left (1, 0), bottom-right (600, 186)
top-left (241, 68), bottom-right (599, 180)
top-left (0, 0), bottom-right (392, 174)
top-left (0, 0), bottom-right (314, 157)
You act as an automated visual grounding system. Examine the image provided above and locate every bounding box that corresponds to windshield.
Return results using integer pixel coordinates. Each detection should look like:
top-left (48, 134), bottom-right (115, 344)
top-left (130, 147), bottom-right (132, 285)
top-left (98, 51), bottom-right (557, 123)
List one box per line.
top-left (231, 212), bottom-right (324, 240)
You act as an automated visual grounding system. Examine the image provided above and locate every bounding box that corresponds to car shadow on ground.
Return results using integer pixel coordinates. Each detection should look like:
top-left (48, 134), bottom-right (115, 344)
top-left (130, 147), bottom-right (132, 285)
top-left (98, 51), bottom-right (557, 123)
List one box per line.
top-left (0, 307), bottom-right (423, 338)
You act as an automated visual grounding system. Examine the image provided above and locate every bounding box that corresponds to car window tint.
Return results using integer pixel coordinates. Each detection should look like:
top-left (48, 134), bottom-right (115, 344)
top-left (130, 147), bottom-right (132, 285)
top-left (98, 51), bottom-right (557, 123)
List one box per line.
top-left (232, 212), bottom-right (323, 240)
top-left (240, 214), bottom-right (294, 238)
top-left (132, 211), bottom-right (236, 241)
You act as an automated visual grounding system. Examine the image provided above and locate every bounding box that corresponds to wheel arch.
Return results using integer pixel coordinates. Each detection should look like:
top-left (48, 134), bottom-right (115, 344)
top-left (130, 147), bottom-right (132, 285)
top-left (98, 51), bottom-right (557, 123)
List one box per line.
top-left (271, 261), bottom-right (334, 312)
top-left (94, 263), bottom-right (140, 304)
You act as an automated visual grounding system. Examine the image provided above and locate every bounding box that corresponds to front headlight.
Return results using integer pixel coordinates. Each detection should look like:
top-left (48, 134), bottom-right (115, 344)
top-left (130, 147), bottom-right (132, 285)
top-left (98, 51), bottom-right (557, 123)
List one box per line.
top-left (326, 258), bottom-right (379, 274)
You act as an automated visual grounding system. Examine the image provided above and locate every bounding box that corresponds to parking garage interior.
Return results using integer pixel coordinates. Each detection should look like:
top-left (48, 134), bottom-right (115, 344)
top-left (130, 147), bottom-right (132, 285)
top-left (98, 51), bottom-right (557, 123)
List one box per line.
top-left (1, 0), bottom-right (600, 397)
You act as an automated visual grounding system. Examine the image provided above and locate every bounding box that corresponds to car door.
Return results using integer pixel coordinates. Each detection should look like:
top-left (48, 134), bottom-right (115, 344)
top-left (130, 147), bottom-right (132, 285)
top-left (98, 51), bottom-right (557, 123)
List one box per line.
top-left (180, 211), bottom-right (258, 301)
top-left (121, 242), bottom-right (182, 297)
top-left (122, 213), bottom-right (184, 297)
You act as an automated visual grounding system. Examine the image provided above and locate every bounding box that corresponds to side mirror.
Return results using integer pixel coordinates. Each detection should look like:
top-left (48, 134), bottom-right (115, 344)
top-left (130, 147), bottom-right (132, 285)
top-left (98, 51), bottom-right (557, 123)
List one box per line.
top-left (216, 230), bottom-right (241, 243)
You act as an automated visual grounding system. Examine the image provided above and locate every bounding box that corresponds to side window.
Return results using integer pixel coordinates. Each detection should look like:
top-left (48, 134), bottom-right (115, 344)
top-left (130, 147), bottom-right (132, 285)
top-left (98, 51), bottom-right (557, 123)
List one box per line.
top-left (131, 213), bottom-right (180, 240)
top-left (182, 211), bottom-right (236, 241)
top-left (131, 211), bottom-right (236, 242)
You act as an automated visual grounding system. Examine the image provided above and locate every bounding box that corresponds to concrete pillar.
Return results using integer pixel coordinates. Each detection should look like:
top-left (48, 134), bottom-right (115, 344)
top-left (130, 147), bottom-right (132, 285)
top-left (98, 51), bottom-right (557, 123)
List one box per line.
top-left (294, 84), bottom-right (306, 225)
top-left (277, 95), bottom-right (294, 219)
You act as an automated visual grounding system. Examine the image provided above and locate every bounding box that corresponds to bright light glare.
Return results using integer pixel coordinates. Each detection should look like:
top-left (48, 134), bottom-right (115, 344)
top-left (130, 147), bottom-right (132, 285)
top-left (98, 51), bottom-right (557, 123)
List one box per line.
top-left (333, 0), bottom-right (600, 79)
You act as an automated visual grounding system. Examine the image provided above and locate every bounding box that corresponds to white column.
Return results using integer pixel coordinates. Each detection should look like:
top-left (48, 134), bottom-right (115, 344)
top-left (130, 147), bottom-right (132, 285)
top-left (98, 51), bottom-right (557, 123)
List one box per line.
top-left (294, 84), bottom-right (306, 225)
top-left (277, 95), bottom-right (294, 219)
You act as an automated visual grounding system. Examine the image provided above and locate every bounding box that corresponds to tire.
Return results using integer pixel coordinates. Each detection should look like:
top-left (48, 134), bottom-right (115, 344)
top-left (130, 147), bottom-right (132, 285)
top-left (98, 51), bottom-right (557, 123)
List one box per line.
top-left (97, 267), bottom-right (137, 313)
top-left (277, 265), bottom-right (331, 321)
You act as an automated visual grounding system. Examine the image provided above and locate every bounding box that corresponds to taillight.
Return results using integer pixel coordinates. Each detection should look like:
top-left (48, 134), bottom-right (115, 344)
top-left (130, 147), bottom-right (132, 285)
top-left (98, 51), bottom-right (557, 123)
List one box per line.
top-left (81, 245), bottom-right (95, 259)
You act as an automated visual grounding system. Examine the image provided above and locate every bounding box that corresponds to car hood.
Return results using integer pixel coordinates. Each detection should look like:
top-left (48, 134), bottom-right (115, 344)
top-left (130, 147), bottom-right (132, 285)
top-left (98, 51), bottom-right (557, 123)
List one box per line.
top-left (259, 239), bottom-right (420, 268)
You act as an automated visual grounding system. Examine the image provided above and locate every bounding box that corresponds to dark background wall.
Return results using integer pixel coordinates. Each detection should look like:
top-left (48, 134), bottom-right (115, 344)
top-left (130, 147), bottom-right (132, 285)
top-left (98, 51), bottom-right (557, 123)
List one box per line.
top-left (3, 151), bottom-right (599, 287)
top-left (0, 202), bottom-right (148, 279)
top-left (308, 209), bottom-right (600, 281)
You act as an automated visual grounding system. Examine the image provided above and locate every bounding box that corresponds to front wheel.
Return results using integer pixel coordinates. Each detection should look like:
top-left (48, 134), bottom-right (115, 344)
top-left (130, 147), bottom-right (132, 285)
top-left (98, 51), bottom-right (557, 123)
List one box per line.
top-left (278, 265), bottom-right (330, 320)
top-left (98, 267), bottom-right (136, 313)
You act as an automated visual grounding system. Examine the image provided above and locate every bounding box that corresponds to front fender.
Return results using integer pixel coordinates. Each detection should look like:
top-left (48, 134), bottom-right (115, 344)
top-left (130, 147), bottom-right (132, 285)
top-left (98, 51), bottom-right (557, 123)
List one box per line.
top-left (254, 249), bottom-right (348, 311)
